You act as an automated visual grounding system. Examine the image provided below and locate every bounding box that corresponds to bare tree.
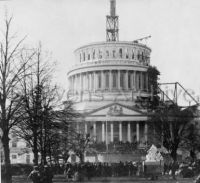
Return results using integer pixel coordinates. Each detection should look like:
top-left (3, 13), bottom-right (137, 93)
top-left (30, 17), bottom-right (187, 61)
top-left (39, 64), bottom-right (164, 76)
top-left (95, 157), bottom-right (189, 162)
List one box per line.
top-left (0, 16), bottom-right (34, 183)
top-left (149, 104), bottom-right (195, 179)
top-left (13, 44), bottom-right (60, 165)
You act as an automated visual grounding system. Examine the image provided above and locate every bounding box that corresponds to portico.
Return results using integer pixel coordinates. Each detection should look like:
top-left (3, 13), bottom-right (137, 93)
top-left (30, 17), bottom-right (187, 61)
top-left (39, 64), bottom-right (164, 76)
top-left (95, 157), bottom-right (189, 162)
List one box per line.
top-left (77, 103), bottom-right (149, 145)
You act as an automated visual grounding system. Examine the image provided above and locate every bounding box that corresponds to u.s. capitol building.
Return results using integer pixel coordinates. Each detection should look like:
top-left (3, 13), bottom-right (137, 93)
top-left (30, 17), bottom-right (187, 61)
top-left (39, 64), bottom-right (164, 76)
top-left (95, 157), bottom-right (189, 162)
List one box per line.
top-left (67, 0), bottom-right (153, 162)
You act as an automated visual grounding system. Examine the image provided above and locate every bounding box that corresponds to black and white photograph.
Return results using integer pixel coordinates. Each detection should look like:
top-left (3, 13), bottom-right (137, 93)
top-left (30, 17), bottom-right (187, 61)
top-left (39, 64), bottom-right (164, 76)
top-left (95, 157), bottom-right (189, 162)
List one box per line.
top-left (0, 0), bottom-right (200, 182)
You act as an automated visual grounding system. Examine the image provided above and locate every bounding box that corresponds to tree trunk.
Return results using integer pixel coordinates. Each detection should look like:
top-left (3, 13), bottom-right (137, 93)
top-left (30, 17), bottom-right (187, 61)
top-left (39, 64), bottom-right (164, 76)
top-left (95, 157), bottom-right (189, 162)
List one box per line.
top-left (2, 132), bottom-right (12, 183)
top-left (171, 149), bottom-right (177, 180)
top-left (33, 131), bottom-right (38, 165)
top-left (79, 153), bottom-right (84, 163)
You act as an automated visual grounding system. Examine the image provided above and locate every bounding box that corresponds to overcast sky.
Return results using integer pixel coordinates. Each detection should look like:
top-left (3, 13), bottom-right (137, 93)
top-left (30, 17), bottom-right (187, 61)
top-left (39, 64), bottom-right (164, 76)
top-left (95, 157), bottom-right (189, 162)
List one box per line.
top-left (1, 0), bottom-right (200, 105)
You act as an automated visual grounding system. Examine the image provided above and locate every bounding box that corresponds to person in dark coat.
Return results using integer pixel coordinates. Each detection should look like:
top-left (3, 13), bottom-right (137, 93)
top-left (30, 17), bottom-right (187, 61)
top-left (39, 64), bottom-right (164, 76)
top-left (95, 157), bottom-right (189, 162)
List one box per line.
top-left (28, 166), bottom-right (41, 183)
top-left (41, 165), bottom-right (54, 183)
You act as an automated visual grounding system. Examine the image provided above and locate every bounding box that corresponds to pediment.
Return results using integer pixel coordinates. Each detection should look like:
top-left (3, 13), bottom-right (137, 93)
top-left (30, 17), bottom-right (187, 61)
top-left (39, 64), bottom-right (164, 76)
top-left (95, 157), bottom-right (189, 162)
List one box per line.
top-left (86, 103), bottom-right (145, 116)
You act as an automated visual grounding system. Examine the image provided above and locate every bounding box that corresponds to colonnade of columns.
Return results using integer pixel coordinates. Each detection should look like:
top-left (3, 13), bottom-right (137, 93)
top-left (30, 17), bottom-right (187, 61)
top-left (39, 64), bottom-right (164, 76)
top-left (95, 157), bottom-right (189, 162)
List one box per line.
top-left (77, 121), bottom-right (148, 143)
top-left (69, 70), bottom-right (148, 93)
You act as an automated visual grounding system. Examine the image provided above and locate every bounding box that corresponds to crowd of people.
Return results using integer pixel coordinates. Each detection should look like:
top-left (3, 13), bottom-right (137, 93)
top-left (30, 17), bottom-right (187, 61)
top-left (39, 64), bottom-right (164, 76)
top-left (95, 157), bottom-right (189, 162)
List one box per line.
top-left (89, 141), bottom-right (148, 153)
top-left (27, 160), bottom-right (200, 182)
top-left (28, 165), bottom-right (54, 183)
top-left (63, 161), bottom-right (143, 181)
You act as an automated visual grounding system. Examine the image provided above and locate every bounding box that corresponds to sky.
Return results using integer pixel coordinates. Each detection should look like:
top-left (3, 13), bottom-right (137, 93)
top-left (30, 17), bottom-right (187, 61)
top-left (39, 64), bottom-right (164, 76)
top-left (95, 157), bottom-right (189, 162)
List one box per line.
top-left (0, 0), bottom-right (200, 105)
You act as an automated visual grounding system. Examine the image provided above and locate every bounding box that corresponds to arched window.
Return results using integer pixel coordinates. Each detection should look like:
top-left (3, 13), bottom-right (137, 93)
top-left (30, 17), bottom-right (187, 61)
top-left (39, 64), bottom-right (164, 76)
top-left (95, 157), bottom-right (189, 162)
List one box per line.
top-left (125, 49), bottom-right (129, 59)
top-left (83, 52), bottom-right (85, 61)
top-left (137, 51), bottom-right (140, 60)
top-left (93, 50), bottom-right (95, 59)
top-left (105, 72), bottom-right (109, 89)
top-left (113, 50), bottom-right (116, 58)
top-left (141, 52), bottom-right (144, 61)
top-left (99, 50), bottom-right (102, 59)
top-left (106, 50), bottom-right (109, 58)
top-left (119, 48), bottom-right (123, 58)
top-left (132, 50), bottom-right (134, 59)
top-left (112, 72), bottom-right (117, 88)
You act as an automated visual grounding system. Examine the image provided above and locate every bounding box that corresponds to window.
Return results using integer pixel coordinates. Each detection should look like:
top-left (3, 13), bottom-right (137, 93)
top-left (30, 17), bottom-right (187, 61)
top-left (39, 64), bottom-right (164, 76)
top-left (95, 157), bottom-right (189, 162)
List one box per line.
top-left (88, 54), bottom-right (90, 60)
top-left (137, 51), bottom-right (140, 60)
top-left (125, 49), bottom-right (129, 59)
top-left (112, 72), bottom-right (117, 88)
top-left (142, 52), bottom-right (144, 61)
top-left (83, 52), bottom-right (85, 61)
top-left (105, 72), bottom-right (109, 89)
top-left (12, 154), bottom-right (17, 159)
top-left (99, 50), bottom-right (102, 59)
top-left (93, 50), bottom-right (95, 59)
top-left (106, 50), bottom-right (109, 58)
top-left (98, 73), bottom-right (101, 89)
top-left (132, 50), bottom-right (134, 59)
top-left (26, 154), bottom-right (30, 164)
top-left (12, 142), bottom-right (17, 148)
top-left (80, 54), bottom-right (82, 62)
top-left (119, 48), bottom-right (122, 58)
top-left (113, 50), bottom-right (116, 58)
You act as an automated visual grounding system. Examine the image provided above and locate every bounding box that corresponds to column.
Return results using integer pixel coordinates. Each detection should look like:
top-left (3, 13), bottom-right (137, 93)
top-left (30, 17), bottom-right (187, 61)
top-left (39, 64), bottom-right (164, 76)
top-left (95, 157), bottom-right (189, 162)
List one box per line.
top-left (76, 74), bottom-right (79, 92)
top-left (85, 123), bottom-right (88, 134)
top-left (140, 72), bottom-right (143, 91)
top-left (81, 73), bottom-right (83, 91)
top-left (111, 122), bottom-right (114, 142)
top-left (146, 73), bottom-right (149, 92)
top-left (93, 122), bottom-right (96, 141)
top-left (87, 72), bottom-right (89, 90)
top-left (69, 77), bottom-right (72, 91)
top-left (144, 123), bottom-right (148, 142)
top-left (73, 75), bottom-right (76, 93)
top-left (92, 72), bottom-right (95, 92)
top-left (101, 71), bottom-right (105, 90)
top-left (130, 72), bottom-right (133, 90)
top-left (134, 71), bottom-right (136, 91)
top-left (127, 122), bottom-right (131, 142)
top-left (118, 70), bottom-right (120, 89)
top-left (94, 72), bottom-right (97, 91)
top-left (109, 70), bottom-right (112, 91)
top-left (119, 122), bottom-right (122, 141)
top-left (125, 70), bottom-right (128, 90)
top-left (71, 76), bottom-right (74, 92)
top-left (90, 73), bottom-right (93, 91)
top-left (136, 122), bottom-right (140, 142)
top-left (83, 73), bottom-right (86, 91)
top-left (102, 122), bottom-right (105, 142)
top-left (137, 72), bottom-right (140, 90)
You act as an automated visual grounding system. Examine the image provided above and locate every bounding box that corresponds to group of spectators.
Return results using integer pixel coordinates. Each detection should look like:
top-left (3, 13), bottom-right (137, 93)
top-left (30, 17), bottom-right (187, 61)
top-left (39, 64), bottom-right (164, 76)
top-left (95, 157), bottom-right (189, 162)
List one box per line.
top-left (63, 161), bottom-right (143, 181)
top-left (28, 165), bottom-right (53, 183)
top-left (89, 141), bottom-right (148, 153)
